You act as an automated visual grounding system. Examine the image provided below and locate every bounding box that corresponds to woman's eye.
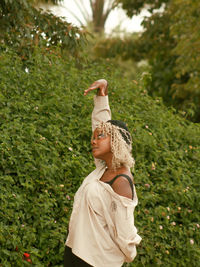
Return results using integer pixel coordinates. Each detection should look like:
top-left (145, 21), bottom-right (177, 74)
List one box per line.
top-left (98, 133), bottom-right (105, 139)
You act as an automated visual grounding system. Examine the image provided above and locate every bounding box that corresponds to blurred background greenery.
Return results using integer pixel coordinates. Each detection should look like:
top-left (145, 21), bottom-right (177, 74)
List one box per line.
top-left (0, 0), bottom-right (200, 266)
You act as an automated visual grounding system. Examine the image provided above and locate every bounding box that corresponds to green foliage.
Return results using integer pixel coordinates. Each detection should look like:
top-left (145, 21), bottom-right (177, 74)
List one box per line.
top-left (95, 0), bottom-right (200, 122)
top-left (169, 0), bottom-right (200, 120)
top-left (139, 11), bottom-right (177, 104)
top-left (138, 0), bottom-right (200, 122)
top-left (94, 33), bottom-right (142, 61)
top-left (0, 45), bottom-right (200, 265)
top-left (0, 0), bottom-right (88, 59)
top-left (29, 0), bottom-right (63, 4)
top-left (118, 0), bottom-right (169, 16)
top-left (92, 33), bottom-right (147, 81)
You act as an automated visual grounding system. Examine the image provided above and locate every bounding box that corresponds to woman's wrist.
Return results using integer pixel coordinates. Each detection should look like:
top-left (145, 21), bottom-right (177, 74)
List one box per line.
top-left (97, 89), bottom-right (108, 96)
top-left (96, 79), bottom-right (108, 96)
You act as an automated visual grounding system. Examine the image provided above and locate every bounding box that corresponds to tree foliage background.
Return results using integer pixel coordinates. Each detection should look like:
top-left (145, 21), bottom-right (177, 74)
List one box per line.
top-left (0, 0), bottom-right (87, 59)
top-left (95, 0), bottom-right (200, 122)
top-left (0, 0), bottom-right (200, 266)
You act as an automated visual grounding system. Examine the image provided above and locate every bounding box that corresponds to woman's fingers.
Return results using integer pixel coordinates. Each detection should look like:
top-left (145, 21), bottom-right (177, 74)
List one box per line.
top-left (84, 84), bottom-right (99, 96)
top-left (84, 86), bottom-right (97, 96)
top-left (84, 79), bottom-right (108, 96)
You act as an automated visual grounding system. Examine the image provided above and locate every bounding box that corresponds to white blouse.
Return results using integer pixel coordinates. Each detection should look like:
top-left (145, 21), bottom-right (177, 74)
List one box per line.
top-left (65, 95), bottom-right (142, 267)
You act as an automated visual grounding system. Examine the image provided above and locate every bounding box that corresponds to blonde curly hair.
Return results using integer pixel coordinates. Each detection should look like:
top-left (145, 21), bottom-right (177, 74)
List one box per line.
top-left (95, 120), bottom-right (135, 170)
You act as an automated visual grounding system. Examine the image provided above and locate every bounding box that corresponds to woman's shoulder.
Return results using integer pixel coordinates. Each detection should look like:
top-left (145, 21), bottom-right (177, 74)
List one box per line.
top-left (108, 167), bottom-right (134, 200)
top-left (114, 166), bottom-right (133, 182)
top-left (117, 167), bottom-right (133, 177)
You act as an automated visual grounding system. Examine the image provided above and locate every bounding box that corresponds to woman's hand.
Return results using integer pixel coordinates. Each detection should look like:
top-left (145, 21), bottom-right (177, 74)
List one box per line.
top-left (84, 79), bottom-right (108, 96)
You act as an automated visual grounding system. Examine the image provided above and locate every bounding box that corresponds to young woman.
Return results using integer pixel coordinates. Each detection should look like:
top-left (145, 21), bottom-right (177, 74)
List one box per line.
top-left (64, 79), bottom-right (141, 267)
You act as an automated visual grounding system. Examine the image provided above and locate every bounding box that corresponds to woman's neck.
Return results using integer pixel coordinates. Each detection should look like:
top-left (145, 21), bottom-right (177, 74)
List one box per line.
top-left (104, 156), bottom-right (113, 170)
top-left (105, 164), bottom-right (128, 173)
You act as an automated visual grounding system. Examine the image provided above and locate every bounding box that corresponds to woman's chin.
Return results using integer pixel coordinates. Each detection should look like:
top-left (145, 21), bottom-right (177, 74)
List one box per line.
top-left (93, 153), bottom-right (99, 159)
top-left (92, 151), bottom-right (101, 159)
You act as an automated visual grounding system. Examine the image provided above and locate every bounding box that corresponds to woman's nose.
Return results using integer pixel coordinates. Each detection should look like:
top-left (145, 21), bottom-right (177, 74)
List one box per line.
top-left (91, 138), bottom-right (97, 145)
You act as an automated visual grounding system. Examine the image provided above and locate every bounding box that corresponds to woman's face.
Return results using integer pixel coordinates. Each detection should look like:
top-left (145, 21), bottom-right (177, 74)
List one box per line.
top-left (91, 128), bottom-right (112, 160)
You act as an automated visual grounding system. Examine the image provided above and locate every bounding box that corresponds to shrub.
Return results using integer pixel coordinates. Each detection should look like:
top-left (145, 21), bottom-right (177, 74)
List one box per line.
top-left (0, 47), bottom-right (199, 266)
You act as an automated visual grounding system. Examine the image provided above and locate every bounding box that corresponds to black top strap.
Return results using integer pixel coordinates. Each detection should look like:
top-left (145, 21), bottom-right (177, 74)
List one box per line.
top-left (105, 174), bottom-right (134, 199)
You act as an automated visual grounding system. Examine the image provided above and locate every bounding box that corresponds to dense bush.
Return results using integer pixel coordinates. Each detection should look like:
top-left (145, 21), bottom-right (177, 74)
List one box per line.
top-left (0, 47), bottom-right (200, 266)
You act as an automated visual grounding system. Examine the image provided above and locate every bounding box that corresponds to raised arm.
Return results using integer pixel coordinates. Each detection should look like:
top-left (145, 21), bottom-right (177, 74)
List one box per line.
top-left (84, 79), bottom-right (111, 167)
top-left (84, 79), bottom-right (111, 132)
